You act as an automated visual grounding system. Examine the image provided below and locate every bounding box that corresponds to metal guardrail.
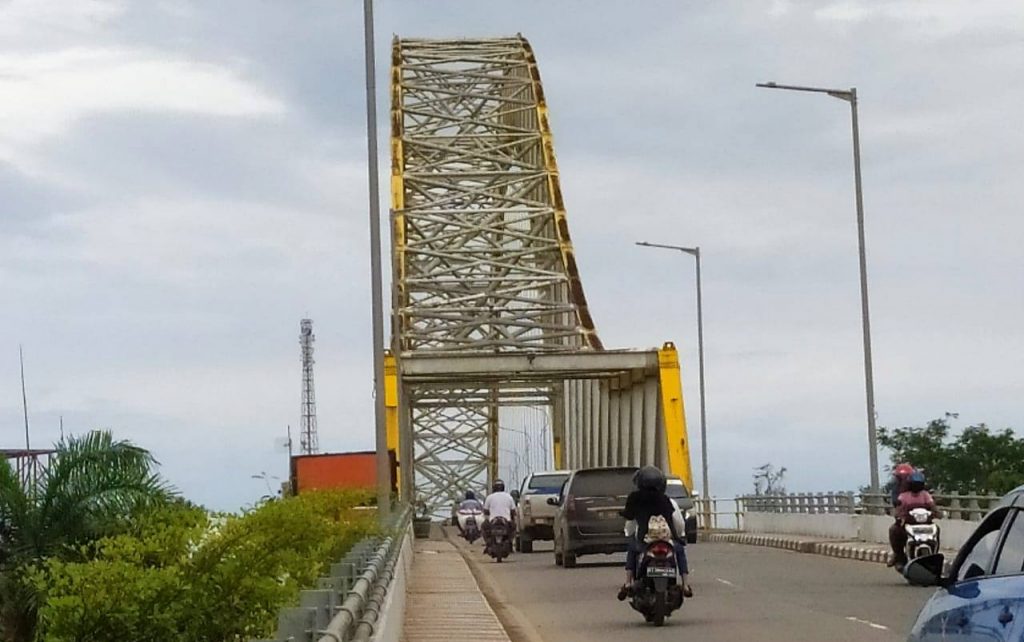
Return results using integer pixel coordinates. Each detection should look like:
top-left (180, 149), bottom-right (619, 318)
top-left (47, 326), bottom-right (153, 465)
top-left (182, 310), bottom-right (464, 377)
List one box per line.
top-left (737, 491), bottom-right (1002, 521)
top-left (740, 492), bottom-right (857, 515)
top-left (694, 497), bottom-right (745, 531)
top-left (252, 505), bottom-right (412, 642)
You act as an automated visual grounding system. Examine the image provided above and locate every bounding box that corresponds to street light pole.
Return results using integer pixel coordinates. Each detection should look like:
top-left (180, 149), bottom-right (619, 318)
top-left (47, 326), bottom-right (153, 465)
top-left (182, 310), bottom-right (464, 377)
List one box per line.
top-left (636, 242), bottom-right (709, 500)
top-left (363, 0), bottom-right (390, 519)
top-left (756, 82), bottom-right (880, 493)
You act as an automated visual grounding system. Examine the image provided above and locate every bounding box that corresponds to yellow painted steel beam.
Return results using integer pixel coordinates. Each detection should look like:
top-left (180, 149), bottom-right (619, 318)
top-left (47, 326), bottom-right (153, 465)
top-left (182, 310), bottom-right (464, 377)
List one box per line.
top-left (384, 350), bottom-right (400, 494)
top-left (389, 38), bottom-right (407, 352)
top-left (520, 37), bottom-right (603, 351)
top-left (658, 342), bottom-right (694, 488)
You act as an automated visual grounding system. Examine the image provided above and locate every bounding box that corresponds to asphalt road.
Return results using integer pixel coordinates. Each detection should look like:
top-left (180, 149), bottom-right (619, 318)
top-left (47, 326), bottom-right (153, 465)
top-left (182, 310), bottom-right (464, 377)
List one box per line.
top-left (460, 538), bottom-right (935, 642)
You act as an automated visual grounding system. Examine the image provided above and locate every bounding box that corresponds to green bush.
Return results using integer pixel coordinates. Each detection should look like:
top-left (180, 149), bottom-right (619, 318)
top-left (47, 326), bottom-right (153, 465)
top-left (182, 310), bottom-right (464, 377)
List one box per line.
top-left (34, 490), bottom-right (377, 642)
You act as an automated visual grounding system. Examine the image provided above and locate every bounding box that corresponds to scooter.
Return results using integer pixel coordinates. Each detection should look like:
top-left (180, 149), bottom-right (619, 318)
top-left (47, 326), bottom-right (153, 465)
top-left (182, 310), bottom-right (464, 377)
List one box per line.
top-left (487, 517), bottom-right (513, 562)
top-left (628, 539), bottom-right (684, 626)
top-left (901, 507), bottom-right (940, 583)
top-left (456, 508), bottom-right (484, 544)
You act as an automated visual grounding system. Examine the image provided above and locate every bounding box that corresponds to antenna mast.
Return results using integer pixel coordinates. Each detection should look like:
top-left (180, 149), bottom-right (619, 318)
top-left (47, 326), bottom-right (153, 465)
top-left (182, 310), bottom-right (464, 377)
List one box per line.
top-left (299, 319), bottom-right (319, 454)
top-left (19, 345), bottom-right (30, 450)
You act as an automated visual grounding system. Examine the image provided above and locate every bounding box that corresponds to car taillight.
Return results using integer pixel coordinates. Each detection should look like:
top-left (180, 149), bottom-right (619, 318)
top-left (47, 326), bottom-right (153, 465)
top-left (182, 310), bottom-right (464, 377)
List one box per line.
top-left (565, 494), bottom-right (576, 516)
top-left (648, 541), bottom-right (673, 558)
top-left (522, 500), bottom-right (532, 517)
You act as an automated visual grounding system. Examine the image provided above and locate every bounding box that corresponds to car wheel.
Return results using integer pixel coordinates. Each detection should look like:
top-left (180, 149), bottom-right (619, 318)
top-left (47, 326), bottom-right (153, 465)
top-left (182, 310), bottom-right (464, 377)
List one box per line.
top-left (554, 549), bottom-right (564, 566)
top-left (513, 536), bottom-right (521, 553)
top-left (563, 551), bottom-right (577, 568)
top-left (521, 537), bottom-right (533, 554)
top-left (686, 531), bottom-right (697, 544)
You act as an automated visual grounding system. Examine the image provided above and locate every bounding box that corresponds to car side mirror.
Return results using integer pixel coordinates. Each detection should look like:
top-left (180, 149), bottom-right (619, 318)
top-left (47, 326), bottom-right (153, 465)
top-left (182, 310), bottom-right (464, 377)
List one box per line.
top-left (547, 497), bottom-right (559, 506)
top-left (904, 553), bottom-right (946, 587)
top-left (691, 490), bottom-right (700, 498)
top-left (510, 490), bottom-right (521, 503)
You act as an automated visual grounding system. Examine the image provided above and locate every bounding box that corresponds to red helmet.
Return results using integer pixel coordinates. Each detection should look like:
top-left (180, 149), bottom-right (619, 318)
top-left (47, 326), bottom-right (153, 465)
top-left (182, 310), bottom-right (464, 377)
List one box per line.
top-left (893, 463), bottom-right (915, 479)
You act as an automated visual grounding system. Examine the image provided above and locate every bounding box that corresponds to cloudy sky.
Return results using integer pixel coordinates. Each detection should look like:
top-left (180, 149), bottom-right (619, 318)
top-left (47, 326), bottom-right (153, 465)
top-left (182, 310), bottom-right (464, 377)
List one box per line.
top-left (2, 0), bottom-right (1022, 509)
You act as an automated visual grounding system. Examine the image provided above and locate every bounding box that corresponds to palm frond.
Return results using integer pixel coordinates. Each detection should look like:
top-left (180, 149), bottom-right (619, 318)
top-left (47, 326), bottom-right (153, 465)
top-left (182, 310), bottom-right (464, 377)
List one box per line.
top-left (33, 430), bottom-right (174, 557)
top-left (0, 458), bottom-right (30, 566)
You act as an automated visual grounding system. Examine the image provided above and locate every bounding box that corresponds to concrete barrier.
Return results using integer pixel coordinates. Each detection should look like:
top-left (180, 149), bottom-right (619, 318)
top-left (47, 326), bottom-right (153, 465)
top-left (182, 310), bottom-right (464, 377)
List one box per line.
top-left (743, 512), bottom-right (858, 540)
top-left (743, 512), bottom-right (976, 551)
top-left (368, 524), bottom-right (414, 642)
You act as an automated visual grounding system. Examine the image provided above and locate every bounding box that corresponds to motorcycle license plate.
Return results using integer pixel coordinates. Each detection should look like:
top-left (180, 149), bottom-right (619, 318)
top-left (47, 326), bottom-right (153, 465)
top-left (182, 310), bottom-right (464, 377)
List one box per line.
top-left (646, 565), bottom-right (675, 578)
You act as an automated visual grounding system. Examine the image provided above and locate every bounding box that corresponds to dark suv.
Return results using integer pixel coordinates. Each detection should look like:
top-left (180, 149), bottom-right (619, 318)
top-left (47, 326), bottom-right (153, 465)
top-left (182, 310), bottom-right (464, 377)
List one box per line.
top-left (550, 466), bottom-right (638, 568)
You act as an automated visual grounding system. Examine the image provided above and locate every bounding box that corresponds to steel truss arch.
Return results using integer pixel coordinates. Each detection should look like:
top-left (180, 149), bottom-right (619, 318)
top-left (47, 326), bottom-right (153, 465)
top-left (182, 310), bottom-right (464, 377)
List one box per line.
top-left (389, 36), bottom-right (691, 513)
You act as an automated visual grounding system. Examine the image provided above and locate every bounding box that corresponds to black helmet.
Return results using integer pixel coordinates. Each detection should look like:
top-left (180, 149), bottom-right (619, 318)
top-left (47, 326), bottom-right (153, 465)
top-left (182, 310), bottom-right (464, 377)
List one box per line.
top-left (465, 490), bottom-right (476, 501)
top-left (634, 466), bottom-right (666, 492)
top-left (908, 471), bottom-right (926, 493)
top-left (492, 479), bottom-right (505, 493)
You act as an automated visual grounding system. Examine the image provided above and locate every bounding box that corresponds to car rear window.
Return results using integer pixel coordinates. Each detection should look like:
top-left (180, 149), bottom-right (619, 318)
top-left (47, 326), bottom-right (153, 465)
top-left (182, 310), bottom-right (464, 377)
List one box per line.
top-left (570, 468), bottom-right (637, 497)
top-left (666, 481), bottom-right (689, 500)
top-left (528, 474), bottom-right (569, 492)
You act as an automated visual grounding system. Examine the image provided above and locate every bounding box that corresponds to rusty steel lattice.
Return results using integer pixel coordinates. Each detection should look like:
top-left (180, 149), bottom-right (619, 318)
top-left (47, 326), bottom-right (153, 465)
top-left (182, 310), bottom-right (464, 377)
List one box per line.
top-left (390, 36), bottom-right (692, 513)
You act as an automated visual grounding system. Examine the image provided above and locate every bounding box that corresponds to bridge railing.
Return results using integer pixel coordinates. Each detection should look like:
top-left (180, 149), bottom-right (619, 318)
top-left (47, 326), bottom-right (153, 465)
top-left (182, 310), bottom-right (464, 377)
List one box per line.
top-left (253, 504), bottom-right (412, 642)
top-left (694, 497), bottom-right (745, 531)
top-left (738, 491), bottom-right (1002, 522)
top-left (738, 492), bottom-right (857, 515)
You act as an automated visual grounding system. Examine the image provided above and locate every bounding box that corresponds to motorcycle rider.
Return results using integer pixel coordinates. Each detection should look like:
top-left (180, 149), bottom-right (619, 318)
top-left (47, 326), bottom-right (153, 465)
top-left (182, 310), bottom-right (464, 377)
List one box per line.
top-left (618, 466), bottom-right (692, 600)
top-left (888, 462), bottom-right (916, 507)
top-left (885, 463), bottom-right (917, 567)
top-left (456, 490), bottom-right (485, 534)
top-left (889, 471), bottom-right (940, 569)
top-left (482, 480), bottom-right (516, 555)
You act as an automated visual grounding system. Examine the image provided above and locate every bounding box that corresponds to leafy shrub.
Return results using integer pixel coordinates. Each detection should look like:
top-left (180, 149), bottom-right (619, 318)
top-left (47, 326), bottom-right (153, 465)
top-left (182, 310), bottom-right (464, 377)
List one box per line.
top-left (34, 490), bottom-right (377, 642)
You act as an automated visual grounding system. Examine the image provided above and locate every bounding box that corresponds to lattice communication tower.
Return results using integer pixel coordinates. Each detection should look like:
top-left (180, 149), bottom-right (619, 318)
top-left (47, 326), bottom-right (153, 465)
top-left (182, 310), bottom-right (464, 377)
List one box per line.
top-left (299, 318), bottom-right (319, 454)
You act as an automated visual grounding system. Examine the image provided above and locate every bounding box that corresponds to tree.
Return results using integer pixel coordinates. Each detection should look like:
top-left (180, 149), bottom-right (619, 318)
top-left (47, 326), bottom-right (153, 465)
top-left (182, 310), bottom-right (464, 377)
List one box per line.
top-left (33, 490), bottom-right (377, 642)
top-left (878, 417), bottom-right (1024, 495)
top-left (0, 431), bottom-right (172, 642)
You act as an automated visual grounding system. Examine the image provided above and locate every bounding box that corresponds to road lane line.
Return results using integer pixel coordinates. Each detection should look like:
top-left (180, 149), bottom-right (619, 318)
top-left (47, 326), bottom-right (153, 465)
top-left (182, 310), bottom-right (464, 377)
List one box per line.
top-left (846, 616), bottom-right (889, 630)
top-left (715, 577), bottom-right (736, 587)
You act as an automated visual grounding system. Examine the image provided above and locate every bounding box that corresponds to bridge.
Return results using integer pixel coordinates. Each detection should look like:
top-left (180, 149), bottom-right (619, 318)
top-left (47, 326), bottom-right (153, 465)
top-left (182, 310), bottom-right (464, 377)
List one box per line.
top-left (253, 36), bottom-right (977, 642)
top-left (385, 36), bottom-right (692, 514)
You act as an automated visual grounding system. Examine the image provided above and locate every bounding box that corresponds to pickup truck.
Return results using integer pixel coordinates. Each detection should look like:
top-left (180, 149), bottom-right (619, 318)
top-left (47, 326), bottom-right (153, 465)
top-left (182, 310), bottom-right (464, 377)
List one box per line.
top-left (514, 470), bottom-right (571, 553)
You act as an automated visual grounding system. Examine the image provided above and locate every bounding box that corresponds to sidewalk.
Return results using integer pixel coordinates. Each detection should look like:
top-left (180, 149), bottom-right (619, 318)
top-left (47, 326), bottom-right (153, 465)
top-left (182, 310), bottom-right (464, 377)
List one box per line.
top-left (401, 540), bottom-right (511, 642)
top-left (700, 531), bottom-right (898, 564)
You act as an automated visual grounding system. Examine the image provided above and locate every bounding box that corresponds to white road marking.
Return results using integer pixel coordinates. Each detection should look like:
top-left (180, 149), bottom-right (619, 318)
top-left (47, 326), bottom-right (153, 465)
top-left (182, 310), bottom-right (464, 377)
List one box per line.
top-left (715, 577), bottom-right (736, 587)
top-left (846, 616), bottom-right (889, 631)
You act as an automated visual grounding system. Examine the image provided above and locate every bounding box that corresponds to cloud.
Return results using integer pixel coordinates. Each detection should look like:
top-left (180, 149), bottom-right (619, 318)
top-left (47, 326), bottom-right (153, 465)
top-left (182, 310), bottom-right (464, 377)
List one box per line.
top-left (0, 47), bottom-right (285, 172)
top-left (2, 0), bottom-right (1022, 508)
top-left (0, 0), bottom-right (126, 42)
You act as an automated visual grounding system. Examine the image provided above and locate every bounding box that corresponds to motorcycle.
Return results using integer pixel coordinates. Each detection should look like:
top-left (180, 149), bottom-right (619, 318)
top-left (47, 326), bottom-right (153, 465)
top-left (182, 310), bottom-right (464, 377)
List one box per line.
top-left (901, 507), bottom-right (940, 582)
top-left (457, 508), bottom-right (484, 544)
top-left (487, 517), bottom-right (513, 562)
top-left (629, 539), bottom-right (684, 626)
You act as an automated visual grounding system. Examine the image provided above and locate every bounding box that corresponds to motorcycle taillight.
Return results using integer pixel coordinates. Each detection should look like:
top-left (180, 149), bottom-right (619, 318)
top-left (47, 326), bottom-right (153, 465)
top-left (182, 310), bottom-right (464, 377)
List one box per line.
top-left (648, 541), bottom-right (673, 558)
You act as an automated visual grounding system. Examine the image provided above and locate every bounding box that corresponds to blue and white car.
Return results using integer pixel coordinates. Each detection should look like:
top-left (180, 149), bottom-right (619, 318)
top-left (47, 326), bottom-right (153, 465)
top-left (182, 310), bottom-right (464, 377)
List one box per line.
top-left (906, 485), bottom-right (1024, 641)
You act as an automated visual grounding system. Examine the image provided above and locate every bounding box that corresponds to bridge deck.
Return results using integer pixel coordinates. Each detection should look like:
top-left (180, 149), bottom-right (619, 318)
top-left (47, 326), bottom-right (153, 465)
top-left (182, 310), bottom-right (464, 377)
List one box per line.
top-left (401, 540), bottom-right (510, 642)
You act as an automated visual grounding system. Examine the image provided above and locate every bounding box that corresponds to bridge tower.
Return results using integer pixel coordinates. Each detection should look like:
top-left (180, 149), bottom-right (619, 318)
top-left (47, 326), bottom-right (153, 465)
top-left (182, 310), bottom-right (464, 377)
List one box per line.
top-left (390, 36), bottom-right (693, 513)
top-left (299, 318), bottom-right (319, 455)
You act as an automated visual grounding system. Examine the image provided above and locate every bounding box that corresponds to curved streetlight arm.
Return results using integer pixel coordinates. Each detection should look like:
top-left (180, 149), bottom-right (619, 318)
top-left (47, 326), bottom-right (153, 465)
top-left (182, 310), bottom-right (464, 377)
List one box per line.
top-left (636, 241), bottom-right (698, 256)
top-left (756, 81), bottom-right (854, 103)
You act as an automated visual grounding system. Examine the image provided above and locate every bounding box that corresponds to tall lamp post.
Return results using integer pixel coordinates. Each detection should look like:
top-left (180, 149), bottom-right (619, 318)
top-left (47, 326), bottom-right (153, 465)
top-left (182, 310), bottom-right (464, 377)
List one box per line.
top-left (755, 81), bottom-right (880, 493)
top-left (363, 0), bottom-right (390, 519)
top-left (636, 242), bottom-right (709, 500)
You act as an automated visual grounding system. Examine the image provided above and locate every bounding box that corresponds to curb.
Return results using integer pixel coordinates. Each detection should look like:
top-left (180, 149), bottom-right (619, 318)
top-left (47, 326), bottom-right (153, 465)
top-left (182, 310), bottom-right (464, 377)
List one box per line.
top-left (700, 531), bottom-right (890, 564)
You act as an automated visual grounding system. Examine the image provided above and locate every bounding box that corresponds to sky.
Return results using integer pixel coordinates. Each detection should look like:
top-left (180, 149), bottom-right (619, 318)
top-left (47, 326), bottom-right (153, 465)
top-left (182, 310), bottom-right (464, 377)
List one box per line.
top-left (1, 0), bottom-right (1022, 510)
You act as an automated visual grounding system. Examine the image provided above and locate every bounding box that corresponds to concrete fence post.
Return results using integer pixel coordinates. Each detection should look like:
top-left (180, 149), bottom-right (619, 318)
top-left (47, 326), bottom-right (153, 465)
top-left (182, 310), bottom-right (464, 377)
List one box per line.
top-left (967, 496), bottom-right (982, 521)
top-left (948, 492), bottom-right (962, 521)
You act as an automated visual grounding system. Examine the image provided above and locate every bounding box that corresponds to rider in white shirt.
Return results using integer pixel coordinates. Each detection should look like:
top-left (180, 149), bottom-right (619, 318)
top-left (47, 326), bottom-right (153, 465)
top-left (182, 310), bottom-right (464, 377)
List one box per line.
top-left (482, 480), bottom-right (517, 553)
